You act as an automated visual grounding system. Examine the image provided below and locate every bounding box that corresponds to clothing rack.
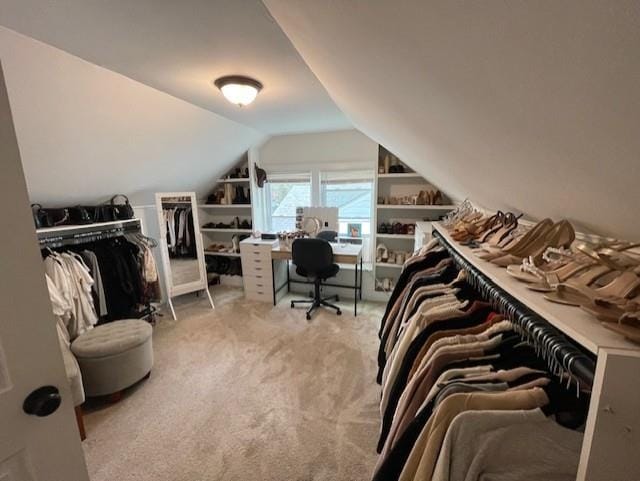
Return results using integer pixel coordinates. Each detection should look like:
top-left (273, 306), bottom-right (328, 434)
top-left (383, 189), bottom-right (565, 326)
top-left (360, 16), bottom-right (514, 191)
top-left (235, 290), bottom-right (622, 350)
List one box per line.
top-left (37, 219), bottom-right (142, 248)
top-left (432, 229), bottom-right (596, 388)
top-left (38, 218), bottom-right (158, 323)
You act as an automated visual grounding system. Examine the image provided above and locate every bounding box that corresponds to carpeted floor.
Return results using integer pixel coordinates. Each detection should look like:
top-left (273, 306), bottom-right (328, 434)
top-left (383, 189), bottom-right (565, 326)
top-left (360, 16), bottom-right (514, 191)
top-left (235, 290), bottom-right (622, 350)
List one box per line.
top-left (82, 287), bottom-right (384, 481)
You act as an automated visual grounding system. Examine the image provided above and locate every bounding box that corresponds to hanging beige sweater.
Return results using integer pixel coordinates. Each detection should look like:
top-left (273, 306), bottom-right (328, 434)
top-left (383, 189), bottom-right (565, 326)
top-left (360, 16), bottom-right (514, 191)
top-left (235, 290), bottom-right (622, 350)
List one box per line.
top-left (399, 387), bottom-right (549, 481)
top-left (381, 295), bottom-right (464, 411)
top-left (431, 408), bottom-right (582, 481)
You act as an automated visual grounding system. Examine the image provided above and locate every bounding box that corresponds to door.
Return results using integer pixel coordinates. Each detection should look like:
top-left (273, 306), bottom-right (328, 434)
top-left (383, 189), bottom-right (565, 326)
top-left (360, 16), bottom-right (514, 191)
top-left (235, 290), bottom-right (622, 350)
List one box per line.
top-left (0, 63), bottom-right (89, 480)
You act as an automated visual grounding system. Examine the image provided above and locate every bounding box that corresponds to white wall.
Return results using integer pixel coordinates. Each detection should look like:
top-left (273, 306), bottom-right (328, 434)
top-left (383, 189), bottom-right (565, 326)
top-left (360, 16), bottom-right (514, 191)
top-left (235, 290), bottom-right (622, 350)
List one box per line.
top-left (260, 129), bottom-right (377, 172)
top-left (0, 27), bottom-right (267, 206)
top-left (266, 0), bottom-right (640, 241)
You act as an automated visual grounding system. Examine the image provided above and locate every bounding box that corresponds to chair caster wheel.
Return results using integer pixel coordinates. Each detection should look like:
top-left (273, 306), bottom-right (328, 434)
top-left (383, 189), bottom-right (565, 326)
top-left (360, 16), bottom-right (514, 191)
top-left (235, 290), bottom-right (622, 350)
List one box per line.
top-left (290, 302), bottom-right (295, 308)
top-left (306, 313), bottom-right (311, 320)
top-left (335, 295), bottom-right (340, 302)
top-left (337, 310), bottom-right (342, 316)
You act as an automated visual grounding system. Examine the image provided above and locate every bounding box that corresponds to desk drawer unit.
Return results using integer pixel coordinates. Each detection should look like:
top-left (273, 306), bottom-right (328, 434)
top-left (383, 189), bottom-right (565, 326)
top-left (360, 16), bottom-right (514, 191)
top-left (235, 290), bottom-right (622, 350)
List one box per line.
top-left (240, 239), bottom-right (276, 302)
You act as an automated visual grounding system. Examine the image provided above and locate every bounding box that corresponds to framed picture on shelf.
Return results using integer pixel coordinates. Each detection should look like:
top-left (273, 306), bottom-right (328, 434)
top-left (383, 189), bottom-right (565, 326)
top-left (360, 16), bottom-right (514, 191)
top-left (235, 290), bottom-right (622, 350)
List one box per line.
top-left (348, 223), bottom-right (362, 238)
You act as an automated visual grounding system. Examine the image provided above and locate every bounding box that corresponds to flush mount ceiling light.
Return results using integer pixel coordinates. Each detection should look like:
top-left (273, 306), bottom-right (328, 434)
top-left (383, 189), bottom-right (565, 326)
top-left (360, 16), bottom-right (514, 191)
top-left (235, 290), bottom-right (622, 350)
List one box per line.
top-left (214, 75), bottom-right (263, 107)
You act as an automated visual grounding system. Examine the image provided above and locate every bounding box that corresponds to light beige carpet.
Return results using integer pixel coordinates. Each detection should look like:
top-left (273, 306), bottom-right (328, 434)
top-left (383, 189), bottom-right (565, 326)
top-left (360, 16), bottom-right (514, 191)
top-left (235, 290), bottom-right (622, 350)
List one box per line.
top-left (82, 287), bottom-right (384, 481)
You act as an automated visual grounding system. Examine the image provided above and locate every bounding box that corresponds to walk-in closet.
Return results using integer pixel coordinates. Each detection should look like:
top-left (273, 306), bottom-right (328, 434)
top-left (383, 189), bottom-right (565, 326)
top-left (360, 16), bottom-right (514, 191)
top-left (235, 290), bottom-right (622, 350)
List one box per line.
top-left (1, 1), bottom-right (638, 480)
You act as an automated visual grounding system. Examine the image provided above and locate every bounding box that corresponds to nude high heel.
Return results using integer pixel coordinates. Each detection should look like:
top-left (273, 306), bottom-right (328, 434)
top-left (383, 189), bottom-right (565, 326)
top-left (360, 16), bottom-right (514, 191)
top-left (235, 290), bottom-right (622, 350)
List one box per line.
top-left (491, 220), bottom-right (575, 268)
top-left (473, 213), bottom-right (522, 249)
top-left (603, 311), bottom-right (640, 343)
top-left (545, 270), bottom-right (640, 307)
top-left (475, 218), bottom-right (553, 260)
top-left (506, 249), bottom-right (594, 290)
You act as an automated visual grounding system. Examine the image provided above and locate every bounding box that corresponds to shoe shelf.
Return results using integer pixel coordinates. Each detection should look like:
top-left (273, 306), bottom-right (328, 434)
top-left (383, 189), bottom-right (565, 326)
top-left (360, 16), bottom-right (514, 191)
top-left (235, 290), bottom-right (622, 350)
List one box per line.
top-left (376, 233), bottom-right (414, 239)
top-left (431, 221), bottom-right (639, 353)
top-left (203, 251), bottom-right (241, 258)
top-left (376, 204), bottom-right (457, 210)
top-left (375, 262), bottom-right (404, 269)
top-left (201, 228), bottom-right (252, 233)
top-left (373, 145), bottom-right (459, 299)
top-left (216, 178), bottom-right (250, 183)
top-left (199, 204), bottom-right (252, 209)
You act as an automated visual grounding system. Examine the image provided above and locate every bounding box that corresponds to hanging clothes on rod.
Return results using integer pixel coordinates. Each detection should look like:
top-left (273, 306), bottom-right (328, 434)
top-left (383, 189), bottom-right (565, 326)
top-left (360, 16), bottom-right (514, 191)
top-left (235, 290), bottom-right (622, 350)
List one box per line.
top-left (43, 250), bottom-right (98, 339)
top-left (372, 231), bottom-right (593, 481)
top-left (39, 220), bottom-right (160, 330)
top-left (162, 204), bottom-right (196, 258)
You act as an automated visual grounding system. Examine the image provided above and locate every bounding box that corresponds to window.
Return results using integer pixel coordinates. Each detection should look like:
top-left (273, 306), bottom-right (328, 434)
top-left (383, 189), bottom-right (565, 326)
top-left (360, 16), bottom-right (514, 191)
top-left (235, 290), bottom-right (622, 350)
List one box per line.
top-left (266, 174), bottom-right (311, 232)
top-left (262, 168), bottom-right (374, 265)
top-left (321, 170), bottom-right (374, 263)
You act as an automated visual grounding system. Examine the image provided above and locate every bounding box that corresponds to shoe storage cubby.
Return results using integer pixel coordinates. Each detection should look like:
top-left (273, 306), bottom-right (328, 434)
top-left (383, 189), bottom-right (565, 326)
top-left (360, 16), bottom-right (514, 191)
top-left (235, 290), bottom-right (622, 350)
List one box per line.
top-left (373, 145), bottom-right (456, 297)
top-left (198, 155), bottom-right (255, 286)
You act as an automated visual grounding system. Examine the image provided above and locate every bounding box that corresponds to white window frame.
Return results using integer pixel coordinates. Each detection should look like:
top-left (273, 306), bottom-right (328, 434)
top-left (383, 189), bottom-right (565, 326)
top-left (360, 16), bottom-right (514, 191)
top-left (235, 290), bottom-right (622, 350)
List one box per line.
top-left (265, 173), bottom-right (312, 232)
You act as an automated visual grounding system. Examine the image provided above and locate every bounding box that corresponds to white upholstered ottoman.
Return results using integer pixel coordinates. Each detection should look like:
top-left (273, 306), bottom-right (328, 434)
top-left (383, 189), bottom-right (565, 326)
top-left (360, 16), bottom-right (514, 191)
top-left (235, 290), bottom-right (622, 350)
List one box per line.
top-left (71, 319), bottom-right (153, 400)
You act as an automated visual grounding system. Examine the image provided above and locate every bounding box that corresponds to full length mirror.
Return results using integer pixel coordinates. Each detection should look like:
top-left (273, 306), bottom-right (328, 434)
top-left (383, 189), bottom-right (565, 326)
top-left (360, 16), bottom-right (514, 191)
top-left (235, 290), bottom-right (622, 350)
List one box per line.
top-left (155, 192), bottom-right (213, 319)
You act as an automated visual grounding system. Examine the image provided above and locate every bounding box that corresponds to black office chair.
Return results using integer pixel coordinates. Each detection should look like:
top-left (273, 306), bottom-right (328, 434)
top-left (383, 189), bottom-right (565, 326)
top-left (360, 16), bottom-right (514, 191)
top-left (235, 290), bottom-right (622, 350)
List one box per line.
top-left (290, 238), bottom-right (342, 320)
top-left (316, 230), bottom-right (338, 242)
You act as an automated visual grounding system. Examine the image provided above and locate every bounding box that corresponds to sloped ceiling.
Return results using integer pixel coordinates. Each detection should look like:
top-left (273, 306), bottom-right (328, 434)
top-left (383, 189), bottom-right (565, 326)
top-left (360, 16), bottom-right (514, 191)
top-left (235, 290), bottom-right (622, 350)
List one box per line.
top-left (0, 27), bottom-right (266, 205)
top-left (264, 0), bottom-right (640, 240)
top-left (0, 0), bottom-right (349, 135)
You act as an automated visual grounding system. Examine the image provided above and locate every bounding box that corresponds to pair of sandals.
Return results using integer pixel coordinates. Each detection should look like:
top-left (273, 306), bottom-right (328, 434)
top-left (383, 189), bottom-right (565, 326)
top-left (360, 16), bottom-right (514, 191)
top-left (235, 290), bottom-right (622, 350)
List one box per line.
top-left (376, 278), bottom-right (394, 292)
top-left (474, 218), bottom-right (576, 268)
top-left (207, 235), bottom-right (241, 253)
top-left (506, 241), bottom-right (640, 343)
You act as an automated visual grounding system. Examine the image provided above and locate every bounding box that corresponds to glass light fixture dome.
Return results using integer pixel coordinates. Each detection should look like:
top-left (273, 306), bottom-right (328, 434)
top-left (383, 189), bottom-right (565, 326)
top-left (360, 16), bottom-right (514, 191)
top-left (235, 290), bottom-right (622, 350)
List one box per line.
top-left (214, 75), bottom-right (263, 107)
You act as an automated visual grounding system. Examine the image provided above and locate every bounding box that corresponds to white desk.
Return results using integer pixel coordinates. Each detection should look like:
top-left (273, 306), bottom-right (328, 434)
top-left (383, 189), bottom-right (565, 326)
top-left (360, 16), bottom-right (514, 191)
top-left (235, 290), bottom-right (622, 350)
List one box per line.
top-left (240, 238), bottom-right (364, 315)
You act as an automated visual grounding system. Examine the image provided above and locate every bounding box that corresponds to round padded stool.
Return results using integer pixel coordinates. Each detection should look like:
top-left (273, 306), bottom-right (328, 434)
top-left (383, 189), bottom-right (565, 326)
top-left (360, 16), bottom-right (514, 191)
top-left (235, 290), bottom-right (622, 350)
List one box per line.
top-left (71, 319), bottom-right (153, 398)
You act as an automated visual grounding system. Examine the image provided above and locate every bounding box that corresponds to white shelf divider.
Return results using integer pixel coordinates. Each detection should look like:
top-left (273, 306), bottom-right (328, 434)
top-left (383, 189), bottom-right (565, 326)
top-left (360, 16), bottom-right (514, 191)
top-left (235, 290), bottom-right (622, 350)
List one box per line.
top-left (216, 178), bottom-right (250, 183)
top-left (375, 262), bottom-right (404, 269)
top-left (377, 204), bottom-right (457, 210)
top-left (376, 233), bottom-right (414, 239)
top-left (199, 204), bottom-right (252, 209)
top-left (203, 251), bottom-right (240, 258)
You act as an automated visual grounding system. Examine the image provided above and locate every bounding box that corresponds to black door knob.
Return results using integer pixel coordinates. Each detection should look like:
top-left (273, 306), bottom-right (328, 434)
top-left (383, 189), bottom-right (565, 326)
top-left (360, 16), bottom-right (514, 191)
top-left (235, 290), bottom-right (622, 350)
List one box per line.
top-left (23, 385), bottom-right (61, 417)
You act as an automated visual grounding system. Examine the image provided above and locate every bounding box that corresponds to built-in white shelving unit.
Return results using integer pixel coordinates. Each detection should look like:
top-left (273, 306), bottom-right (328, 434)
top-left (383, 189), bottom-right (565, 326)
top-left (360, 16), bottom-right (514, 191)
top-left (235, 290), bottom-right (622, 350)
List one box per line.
top-left (373, 145), bottom-right (456, 297)
top-left (198, 158), bottom-right (255, 285)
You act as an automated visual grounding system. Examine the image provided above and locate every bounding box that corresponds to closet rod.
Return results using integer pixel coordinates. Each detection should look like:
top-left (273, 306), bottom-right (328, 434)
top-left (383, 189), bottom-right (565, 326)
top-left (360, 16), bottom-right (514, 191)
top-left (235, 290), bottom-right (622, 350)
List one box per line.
top-left (38, 219), bottom-right (142, 248)
top-left (432, 229), bottom-right (596, 388)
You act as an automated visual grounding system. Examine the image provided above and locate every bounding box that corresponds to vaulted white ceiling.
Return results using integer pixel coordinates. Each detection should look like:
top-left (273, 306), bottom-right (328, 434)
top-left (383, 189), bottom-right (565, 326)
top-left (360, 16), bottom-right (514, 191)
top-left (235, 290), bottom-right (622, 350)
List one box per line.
top-left (0, 0), bottom-right (350, 135)
top-left (264, 0), bottom-right (640, 240)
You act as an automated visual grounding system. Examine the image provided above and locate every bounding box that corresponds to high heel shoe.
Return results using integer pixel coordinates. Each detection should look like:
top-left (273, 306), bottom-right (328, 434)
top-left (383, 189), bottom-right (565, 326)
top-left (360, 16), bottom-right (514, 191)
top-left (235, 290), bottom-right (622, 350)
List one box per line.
top-left (451, 212), bottom-right (504, 242)
top-left (472, 213), bottom-right (524, 254)
top-left (602, 311), bottom-right (640, 344)
top-left (506, 248), bottom-right (595, 290)
top-left (544, 270), bottom-right (640, 307)
top-left (490, 220), bottom-right (575, 267)
top-left (577, 243), bottom-right (640, 270)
